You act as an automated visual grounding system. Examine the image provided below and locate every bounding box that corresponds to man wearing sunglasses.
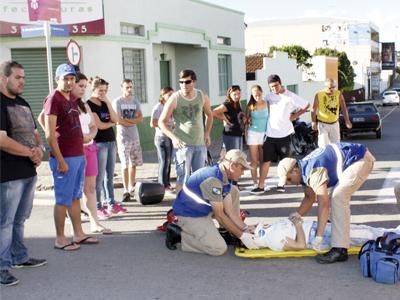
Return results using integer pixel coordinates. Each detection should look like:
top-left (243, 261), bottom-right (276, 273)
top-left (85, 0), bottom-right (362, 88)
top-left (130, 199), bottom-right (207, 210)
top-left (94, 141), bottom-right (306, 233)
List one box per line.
top-left (311, 78), bottom-right (352, 148)
top-left (159, 69), bottom-right (213, 193)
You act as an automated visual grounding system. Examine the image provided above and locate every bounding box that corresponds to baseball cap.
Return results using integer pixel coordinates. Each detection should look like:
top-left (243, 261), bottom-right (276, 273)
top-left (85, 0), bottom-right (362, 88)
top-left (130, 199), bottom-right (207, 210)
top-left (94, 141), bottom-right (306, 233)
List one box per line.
top-left (277, 158), bottom-right (297, 187)
top-left (55, 63), bottom-right (76, 78)
top-left (224, 149), bottom-right (252, 170)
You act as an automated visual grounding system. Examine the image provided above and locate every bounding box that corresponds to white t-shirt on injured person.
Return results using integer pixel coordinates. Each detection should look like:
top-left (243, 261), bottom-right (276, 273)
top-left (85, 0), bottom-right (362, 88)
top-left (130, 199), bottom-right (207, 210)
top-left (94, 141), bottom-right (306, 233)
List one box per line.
top-left (253, 219), bottom-right (399, 252)
top-left (254, 219), bottom-right (313, 251)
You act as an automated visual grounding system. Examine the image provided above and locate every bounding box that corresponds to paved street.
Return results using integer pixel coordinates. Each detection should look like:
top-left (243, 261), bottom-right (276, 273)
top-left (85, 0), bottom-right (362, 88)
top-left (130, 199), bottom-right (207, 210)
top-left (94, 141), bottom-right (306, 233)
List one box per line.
top-left (2, 105), bottom-right (400, 300)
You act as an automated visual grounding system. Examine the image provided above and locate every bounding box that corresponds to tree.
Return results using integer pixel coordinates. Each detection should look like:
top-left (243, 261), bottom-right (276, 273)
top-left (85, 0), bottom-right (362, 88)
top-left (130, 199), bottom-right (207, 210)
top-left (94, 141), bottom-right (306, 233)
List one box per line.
top-left (314, 48), bottom-right (356, 91)
top-left (268, 45), bottom-right (313, 70)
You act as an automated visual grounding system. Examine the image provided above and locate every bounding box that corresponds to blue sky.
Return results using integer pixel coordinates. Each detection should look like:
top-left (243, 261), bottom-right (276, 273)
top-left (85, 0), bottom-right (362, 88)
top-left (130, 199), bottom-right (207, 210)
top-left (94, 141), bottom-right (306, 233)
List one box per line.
top-left (209, 0), bottom-right (400, 48)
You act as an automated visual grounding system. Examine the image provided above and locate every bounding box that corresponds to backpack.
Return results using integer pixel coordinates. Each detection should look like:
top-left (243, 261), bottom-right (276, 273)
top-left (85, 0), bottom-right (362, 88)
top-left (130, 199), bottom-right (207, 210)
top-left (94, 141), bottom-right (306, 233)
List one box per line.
top-left (358, 232), bottom-right (400, 284)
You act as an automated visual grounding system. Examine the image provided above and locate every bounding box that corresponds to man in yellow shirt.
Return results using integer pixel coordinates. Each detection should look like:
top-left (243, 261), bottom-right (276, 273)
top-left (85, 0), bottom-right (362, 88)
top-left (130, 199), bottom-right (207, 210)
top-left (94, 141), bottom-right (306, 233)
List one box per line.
top-left (311, 79), bottom-right (352, 147)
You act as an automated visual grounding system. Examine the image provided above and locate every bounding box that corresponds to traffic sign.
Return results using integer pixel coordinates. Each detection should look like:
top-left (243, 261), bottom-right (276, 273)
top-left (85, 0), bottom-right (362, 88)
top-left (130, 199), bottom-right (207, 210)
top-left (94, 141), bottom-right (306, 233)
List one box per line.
top-left (20, 24), bottom-right (68, 38)
top-left (50, 25), bottom-right (69, 37)
top-left (66, 40), bottom-right (81, 66)
top-left (21, 24), bottom-right (44, 38)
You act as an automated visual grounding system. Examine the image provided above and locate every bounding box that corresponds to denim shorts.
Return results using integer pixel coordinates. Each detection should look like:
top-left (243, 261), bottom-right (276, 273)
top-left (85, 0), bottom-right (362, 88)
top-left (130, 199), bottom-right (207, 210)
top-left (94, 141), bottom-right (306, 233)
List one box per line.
top-left (49, 156), bottom-right (85, 206)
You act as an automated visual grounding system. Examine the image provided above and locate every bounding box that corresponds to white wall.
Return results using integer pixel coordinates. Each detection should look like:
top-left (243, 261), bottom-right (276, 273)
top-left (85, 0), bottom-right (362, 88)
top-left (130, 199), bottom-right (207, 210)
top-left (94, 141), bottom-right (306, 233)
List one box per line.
top-left (246, 51), bottom-right (302, 101)
top-left (246, 51), bottom-right (325, 123)
top-left (245, 19), bottom-right (380, 92)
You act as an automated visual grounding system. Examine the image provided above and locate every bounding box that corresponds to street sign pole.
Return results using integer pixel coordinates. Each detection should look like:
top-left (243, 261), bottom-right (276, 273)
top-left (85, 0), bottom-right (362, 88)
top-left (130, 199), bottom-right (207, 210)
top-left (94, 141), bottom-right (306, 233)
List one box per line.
top-left (44, 21), bottom-right (54, 93)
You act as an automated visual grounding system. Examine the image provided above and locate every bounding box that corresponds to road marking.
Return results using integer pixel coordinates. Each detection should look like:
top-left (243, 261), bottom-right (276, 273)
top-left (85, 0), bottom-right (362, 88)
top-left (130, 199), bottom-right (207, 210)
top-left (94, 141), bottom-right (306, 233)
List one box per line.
top-left (381, 106), bottom-right (398, 120)
top-left (375, 166), bottom-right (399, 200)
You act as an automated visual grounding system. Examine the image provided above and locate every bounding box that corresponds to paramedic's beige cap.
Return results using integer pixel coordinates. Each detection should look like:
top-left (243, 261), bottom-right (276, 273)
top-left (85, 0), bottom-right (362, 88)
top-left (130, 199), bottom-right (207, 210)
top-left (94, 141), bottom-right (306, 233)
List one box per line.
top-left (224, 150), bottom-right (252, 170)
top-left (277, 158), bottom-right (297, 187)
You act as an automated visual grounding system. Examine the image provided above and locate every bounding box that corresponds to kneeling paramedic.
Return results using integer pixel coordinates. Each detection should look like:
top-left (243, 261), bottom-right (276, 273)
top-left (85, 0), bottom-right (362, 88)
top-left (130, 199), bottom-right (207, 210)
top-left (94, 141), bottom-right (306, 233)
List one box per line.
top-left (168, 149), bottom-right (259, 256)
top-left (277, 142), bottom-right (375, 263)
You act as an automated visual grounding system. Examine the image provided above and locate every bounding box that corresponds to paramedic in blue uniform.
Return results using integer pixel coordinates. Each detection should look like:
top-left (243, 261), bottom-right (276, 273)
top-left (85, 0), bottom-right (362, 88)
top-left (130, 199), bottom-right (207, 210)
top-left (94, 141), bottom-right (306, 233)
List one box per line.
top-left (171, 149), bottom-right (259, 256)
top-left (277, 142), bottom-right (375, 263)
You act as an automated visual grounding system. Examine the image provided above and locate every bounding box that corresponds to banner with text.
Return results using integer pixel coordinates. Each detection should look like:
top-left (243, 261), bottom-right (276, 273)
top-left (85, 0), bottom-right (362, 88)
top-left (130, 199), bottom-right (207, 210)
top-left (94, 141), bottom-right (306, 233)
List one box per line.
top-left (382, 42), bottom-right (396, 70)
top-left (0, 0), bottom-right (104, 36)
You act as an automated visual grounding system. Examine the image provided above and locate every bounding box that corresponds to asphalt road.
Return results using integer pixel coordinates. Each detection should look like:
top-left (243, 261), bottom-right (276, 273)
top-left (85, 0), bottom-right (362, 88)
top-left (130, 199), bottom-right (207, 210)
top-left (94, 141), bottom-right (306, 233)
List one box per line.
top-left (2, 105), bottom-right (400, 300)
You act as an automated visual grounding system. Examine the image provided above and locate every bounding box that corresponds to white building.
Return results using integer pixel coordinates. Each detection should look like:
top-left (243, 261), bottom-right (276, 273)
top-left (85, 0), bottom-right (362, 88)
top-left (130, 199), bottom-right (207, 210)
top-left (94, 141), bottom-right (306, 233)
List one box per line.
top-left (0, 0), bottom-right (246, 149)
top-left (245, 18), bottom-right (381, 99)
top-left (247, 51), bottom-right (328, 122)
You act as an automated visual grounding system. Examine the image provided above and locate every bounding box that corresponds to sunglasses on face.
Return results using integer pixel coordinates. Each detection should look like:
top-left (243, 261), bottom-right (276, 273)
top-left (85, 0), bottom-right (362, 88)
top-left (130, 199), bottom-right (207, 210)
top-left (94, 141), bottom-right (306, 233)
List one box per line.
top-left (179, 80), bottom-right (193, 85)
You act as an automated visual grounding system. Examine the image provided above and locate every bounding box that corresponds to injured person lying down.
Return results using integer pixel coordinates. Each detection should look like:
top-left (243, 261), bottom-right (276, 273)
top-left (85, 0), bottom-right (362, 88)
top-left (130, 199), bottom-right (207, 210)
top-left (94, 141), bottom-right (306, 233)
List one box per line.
top-left (253, 216), bottom-right (400, 252)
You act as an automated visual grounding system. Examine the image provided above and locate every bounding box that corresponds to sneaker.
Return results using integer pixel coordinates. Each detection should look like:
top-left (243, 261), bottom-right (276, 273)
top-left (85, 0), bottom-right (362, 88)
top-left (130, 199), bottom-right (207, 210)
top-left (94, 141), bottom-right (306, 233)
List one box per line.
top-left (108, 203), bottom-right (127, 214)
top-left (264, 186), bottom-right (271, 192)
top-left (129, 188), bottom-right (136, 198)
top-left (97, 207), bottom-right (111, 220)
top-left (250, 187), bottom-right (265, 195)
top-left (122, 192), bottom-right (132, 202)
top-left (0, 270), bottom-right (19, 286)
top-left (276, 186), bottom-right (286, 193)
top-left (12, 258), bottom-right (47, 269)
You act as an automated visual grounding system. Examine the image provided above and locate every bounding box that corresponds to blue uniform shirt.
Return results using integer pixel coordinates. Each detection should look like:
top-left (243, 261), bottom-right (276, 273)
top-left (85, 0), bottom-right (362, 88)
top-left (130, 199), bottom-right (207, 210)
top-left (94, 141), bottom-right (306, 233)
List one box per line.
top-left (298, 142), bottom-right (366, 188)
top-left (173, 165), bottom-right (231, 217)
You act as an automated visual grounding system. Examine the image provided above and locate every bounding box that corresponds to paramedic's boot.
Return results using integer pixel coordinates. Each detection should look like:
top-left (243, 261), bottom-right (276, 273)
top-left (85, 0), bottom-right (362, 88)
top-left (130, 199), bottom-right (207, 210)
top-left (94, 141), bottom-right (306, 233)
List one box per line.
top-left (165, 223), bottom-right (181, 250)
top-left (315, 247), bottom-right (348, 264)
top-left (218, 228), bottom-right (240, 246)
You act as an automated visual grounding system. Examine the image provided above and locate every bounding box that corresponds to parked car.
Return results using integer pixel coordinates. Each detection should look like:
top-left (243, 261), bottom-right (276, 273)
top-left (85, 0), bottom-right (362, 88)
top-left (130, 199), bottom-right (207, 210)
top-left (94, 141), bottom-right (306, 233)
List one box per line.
top-left (340, 101), bottom-right (382, 139)
top-left (392, 87), bottom-right (400, 94)
top-left (382, 90), bottom-right (400, 106)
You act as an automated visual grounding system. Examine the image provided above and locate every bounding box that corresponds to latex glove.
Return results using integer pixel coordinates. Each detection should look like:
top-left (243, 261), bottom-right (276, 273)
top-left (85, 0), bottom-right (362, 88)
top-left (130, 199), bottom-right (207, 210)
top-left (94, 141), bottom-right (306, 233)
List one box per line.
top-left (240, 232), bottom-right (259, 250)
top-left (312, 236), bottom-right (323, 252)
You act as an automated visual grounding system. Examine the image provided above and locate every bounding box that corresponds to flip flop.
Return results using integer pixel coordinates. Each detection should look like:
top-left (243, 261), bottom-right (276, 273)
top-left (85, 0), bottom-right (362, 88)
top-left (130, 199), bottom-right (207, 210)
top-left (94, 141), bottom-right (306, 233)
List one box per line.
top-left (74, 236), bottom-right (99, 245)
top-left (54, 242), bottom-right (80, 251)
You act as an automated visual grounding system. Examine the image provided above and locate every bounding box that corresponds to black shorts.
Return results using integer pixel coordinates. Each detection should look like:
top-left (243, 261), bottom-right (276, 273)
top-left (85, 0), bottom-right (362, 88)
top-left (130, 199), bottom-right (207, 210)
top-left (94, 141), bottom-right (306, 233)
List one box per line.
top-left (262, 135), bottom-right (291, 162)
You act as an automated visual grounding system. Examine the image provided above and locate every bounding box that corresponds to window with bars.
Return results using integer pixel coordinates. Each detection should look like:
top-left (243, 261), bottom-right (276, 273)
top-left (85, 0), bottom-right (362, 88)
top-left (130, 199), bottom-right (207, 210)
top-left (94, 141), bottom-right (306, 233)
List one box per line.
top-left (218, 54), bottom-right (232, 95)
top-left (122, 48), bottom-right (147, 103)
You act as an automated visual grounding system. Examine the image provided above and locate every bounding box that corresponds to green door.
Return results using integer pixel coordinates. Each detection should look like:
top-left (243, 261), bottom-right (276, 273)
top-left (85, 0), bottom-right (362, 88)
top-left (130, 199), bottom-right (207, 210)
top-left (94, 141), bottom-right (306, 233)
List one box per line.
top-left (160, 60), bottom-right (170, 88)
top-left (11, 48), bottom-right (68, 144)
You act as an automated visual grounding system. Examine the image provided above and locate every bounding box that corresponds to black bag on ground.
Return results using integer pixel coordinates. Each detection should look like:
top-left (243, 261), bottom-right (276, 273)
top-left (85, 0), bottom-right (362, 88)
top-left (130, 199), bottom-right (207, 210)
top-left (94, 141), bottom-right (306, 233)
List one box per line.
top-left (134, 182), bottom-right (165, 205)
